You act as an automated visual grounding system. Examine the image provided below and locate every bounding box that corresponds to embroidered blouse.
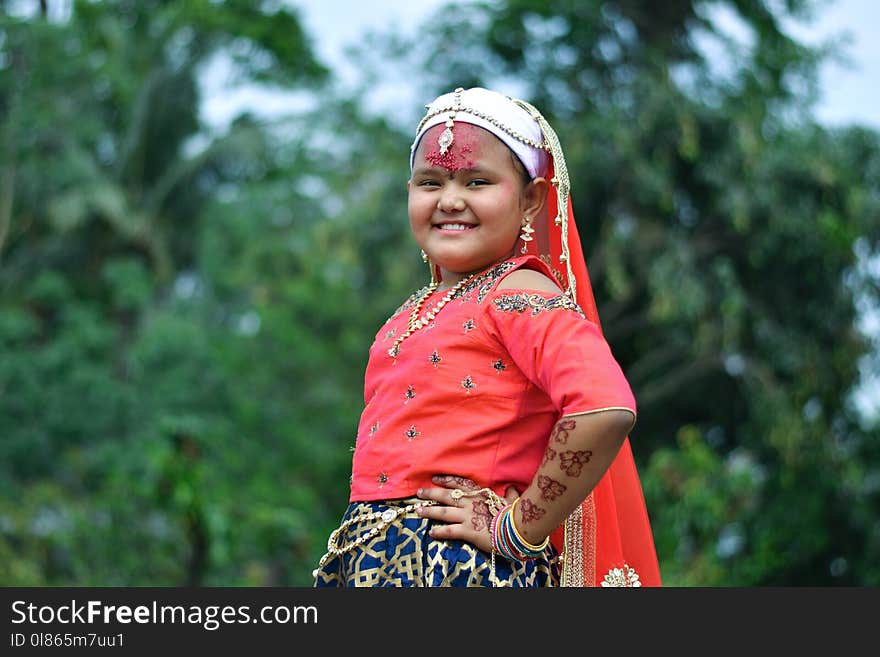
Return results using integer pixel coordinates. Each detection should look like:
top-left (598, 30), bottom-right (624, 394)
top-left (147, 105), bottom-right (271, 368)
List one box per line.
top-left (348, 255), bottom-right (636, 502)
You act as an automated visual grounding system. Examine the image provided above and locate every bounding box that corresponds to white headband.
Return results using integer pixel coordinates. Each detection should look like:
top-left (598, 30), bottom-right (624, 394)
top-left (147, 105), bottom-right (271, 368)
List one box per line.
top-left (410, 87), bottom-right (550, 179)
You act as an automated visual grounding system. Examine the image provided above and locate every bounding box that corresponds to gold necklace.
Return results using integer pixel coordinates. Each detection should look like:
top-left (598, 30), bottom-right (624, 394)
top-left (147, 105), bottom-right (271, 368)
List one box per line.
top-left (387, 272), bottom-right (479, 358)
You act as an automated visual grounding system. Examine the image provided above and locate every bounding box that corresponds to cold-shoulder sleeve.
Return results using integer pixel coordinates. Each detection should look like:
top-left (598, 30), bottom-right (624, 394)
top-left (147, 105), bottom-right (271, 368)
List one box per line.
top-left (484, 288), bottom-right (637, 423)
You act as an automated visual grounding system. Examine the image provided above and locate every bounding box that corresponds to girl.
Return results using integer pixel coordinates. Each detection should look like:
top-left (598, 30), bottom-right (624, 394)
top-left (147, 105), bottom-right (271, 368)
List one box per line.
top-left (313, 87), bottom-right (661, 587)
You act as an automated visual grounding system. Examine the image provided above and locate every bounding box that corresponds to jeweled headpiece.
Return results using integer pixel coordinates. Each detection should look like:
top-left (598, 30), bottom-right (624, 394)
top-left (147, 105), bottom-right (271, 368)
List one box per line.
top-left (411, 87), bottom-right (548, 177)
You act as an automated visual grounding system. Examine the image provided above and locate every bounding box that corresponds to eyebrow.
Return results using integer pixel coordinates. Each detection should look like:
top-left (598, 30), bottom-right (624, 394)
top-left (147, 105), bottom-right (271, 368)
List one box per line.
top-left (411, 166), bottom-right (490, 177)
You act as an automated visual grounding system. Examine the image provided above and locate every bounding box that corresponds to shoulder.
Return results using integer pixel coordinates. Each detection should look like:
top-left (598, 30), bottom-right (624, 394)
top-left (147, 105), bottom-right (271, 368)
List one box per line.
top-left (489, 260), bottom-right (586, 320)
top-left (496, 268), bottom-right (563, 294)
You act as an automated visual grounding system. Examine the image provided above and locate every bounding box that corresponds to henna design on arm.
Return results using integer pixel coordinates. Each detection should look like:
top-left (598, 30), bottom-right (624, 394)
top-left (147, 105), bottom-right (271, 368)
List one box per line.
top-left (519, 498), bottom-right (546, 524)
top-left (550, 419), bottom-right (577, 444)
top-left (559, 449), bottom-right (592, 477)
top-left (541, 446), bottom-right (557, 468)
top-left (537, 475), bottom-right (567, 501)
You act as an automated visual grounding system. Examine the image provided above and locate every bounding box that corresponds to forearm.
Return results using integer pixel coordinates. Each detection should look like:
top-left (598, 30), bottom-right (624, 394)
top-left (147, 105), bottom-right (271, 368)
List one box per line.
top-left (512, 410), bottom-right (635, 546)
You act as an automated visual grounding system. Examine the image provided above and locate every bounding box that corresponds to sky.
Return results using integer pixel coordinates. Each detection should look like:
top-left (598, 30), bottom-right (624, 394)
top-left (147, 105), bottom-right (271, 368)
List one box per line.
top-left (203, 0), bottom-right (880, 132)
top-left (779, 0), bottom-right (880, 127)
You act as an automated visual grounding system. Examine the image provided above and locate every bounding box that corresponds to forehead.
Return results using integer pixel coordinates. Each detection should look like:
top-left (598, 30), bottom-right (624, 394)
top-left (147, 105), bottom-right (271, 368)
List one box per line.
top-left (413, 122), bottom-right (513, 171)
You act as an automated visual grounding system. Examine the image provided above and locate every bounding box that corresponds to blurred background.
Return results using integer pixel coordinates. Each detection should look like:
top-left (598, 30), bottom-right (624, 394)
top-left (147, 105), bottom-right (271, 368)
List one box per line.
top-left (1, 0), bottom-right (878, 586)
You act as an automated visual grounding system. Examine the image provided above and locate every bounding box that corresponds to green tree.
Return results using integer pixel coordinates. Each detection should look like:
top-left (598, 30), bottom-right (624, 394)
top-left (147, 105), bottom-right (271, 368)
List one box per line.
top-left (0, 0), bottom-right (328, 585)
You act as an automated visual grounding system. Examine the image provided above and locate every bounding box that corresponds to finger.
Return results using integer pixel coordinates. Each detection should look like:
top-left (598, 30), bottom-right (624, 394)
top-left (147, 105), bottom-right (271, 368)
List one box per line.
top-left (432, 474), bottom-right (479, 491)
top-left (427, 522), bottom-right (465, 541)
top-left (417, 502), bottom-right (464, 524)
top-left (417, 486), bottom-right (446, 502)
top-left (504, 485), bottom-right (520, 503)
top-left (429, 514), bottom-right (492, 553)
top-left (417, 487), bottom-right (463, 508)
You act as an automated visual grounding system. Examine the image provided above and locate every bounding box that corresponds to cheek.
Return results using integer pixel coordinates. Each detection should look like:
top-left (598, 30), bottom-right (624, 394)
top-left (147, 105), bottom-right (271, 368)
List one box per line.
top-left (408, 192), bottom-right (433, 225)
top-left (493, 181), bottom-right (524, 217)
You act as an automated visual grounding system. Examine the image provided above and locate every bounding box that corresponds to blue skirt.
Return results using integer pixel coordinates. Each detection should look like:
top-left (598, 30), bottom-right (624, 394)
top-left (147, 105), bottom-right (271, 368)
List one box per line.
top-left (313, 499), bottom-right (560, 588)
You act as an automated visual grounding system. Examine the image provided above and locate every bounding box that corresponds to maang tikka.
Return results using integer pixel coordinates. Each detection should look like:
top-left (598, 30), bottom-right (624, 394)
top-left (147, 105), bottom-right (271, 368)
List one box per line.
top-left (437, 88), bottom-right (464, 155)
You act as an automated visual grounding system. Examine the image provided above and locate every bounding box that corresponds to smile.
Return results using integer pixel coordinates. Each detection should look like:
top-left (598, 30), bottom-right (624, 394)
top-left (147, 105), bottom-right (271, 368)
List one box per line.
top-left (435, 223), bottom-right (476, 231)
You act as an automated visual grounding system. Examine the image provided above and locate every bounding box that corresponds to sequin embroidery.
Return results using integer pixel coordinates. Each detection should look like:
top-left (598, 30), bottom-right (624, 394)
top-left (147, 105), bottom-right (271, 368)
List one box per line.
top-left (600, 564), bottom-right (641, 587)
top-left (457, 261), bottom-right (518, 303)
top-left (492, 293), bottom-right (586, 319)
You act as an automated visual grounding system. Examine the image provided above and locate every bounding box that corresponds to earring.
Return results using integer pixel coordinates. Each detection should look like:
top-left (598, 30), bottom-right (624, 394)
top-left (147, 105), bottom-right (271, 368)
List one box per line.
top-left (519, 216), bottom-right (535, 254)
top-left (421, 250), bottom-right (439, 285)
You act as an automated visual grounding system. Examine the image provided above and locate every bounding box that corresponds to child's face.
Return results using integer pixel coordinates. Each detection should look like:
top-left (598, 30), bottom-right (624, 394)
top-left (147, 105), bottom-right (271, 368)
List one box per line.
top-left (408, 123), bottom-right (533, 285)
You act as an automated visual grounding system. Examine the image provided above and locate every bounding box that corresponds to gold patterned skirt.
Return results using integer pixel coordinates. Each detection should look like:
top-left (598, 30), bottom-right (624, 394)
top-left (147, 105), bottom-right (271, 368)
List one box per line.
top-left (314, 499), bottom-right (560, 587)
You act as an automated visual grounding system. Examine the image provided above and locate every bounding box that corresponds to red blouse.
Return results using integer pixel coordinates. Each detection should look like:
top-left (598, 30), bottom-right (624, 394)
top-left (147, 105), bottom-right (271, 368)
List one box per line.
top-left (349, 255), bottom-right (636, 502)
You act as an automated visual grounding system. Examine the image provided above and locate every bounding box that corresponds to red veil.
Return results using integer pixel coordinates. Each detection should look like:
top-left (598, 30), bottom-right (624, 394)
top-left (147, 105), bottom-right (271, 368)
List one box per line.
top-left (515, 99), bottom-right (662, 587)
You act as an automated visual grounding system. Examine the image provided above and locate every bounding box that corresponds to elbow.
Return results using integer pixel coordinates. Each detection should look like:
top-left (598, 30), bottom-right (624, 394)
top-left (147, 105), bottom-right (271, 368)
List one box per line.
top-left (603, 409), bottom-right (635, 445)
top-left (618, 409), bottom-right (637, 435)
top-left (562, 408), bottom-right (636, 451)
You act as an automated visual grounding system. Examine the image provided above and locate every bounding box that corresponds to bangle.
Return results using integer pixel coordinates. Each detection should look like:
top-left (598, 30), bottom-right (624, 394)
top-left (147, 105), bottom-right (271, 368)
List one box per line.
top-left (492, 503), bottom-right (521, 562)
top-left (491, 499), bottom-right (549, 562)
top-left (507, 498), bottom-right (550, 554)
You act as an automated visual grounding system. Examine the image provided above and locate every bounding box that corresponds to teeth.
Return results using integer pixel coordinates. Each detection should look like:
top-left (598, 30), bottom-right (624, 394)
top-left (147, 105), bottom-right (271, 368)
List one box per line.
top-left (438, 223), bottom-right (472, 231)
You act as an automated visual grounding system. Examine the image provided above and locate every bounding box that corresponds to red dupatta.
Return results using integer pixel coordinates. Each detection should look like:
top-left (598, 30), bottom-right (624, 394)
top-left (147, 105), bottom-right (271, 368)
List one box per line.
top-left (523, 150), bottom-right (662, 587)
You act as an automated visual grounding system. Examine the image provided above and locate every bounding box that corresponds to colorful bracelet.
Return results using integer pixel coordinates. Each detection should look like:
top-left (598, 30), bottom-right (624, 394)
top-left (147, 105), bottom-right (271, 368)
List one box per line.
top-left (491, 499), bottom-right (549, 562)
top-left (495, 505), bottom-right (526, 561)
top-left (507, 498), bottom-right (550, 555)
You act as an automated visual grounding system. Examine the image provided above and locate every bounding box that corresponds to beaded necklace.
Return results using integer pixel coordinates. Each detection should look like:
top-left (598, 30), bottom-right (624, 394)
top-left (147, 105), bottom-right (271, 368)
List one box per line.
top-left (387, 271), bottom-right (480, 358)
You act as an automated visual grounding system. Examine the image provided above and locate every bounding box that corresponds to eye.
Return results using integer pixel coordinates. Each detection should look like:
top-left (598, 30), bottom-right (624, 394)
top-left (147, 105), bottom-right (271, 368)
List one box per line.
top-left (417, 179), bottom-right (441, 188)
top-left (467, 179), bottom-right (490, 187)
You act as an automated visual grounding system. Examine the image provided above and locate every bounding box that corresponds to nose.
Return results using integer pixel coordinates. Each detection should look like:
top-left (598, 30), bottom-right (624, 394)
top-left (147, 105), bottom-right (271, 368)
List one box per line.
top-left (437, 186), bottom-right (465, 212)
